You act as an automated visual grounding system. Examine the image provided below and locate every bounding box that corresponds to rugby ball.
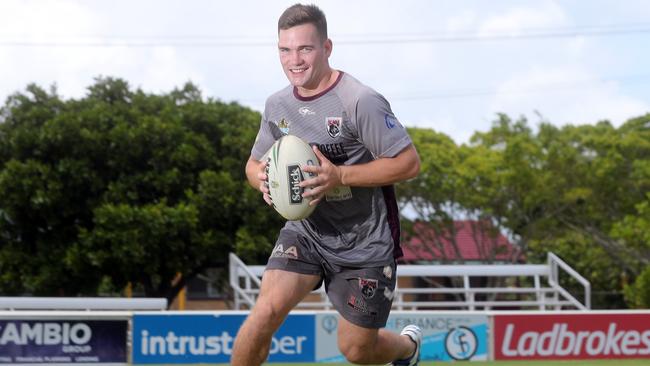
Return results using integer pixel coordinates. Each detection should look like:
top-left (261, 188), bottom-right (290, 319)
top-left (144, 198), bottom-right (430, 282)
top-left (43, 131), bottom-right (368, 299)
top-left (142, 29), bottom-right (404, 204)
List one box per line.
top-left (264, 135), bottom-right (319, 220)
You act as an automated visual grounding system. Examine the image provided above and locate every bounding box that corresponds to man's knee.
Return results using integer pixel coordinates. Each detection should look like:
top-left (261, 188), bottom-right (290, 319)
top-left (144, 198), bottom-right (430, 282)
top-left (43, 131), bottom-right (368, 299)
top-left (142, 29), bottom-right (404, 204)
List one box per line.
top-left (249, 301), bottom-right (288, 331)
top-left (339, 342), bottom-right (375, 365)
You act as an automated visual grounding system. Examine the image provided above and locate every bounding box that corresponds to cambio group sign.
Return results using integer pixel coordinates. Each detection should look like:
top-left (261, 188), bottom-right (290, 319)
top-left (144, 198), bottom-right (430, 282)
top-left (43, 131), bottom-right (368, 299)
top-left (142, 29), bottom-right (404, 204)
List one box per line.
top-left (0, 319), bottom-right (127, 364)
top-left (494, 313), bottom-right (650, 360)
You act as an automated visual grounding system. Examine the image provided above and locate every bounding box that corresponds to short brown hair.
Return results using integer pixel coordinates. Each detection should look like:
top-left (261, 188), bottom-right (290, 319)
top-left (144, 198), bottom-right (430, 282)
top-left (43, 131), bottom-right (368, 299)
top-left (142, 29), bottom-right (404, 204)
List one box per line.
top-left (278, 4), bottom-right (328, 41)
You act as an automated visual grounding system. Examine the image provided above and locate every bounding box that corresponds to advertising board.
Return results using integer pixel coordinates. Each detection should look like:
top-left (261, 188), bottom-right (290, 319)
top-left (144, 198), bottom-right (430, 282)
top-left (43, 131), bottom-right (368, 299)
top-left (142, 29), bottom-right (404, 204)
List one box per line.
top-left (0, 319), bottom-right (127, 364)
top-left (494, 312), bottom-right (650, 360)
top-left (316, 312), bottom-right (488, 362)
top-left (132, 313), bottom-right (315, 364)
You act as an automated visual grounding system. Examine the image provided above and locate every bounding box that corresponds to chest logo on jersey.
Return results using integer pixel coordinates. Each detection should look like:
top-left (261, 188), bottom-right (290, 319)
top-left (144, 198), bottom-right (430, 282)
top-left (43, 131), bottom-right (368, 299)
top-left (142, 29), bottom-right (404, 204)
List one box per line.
top-left (275, 118), bottom-right (290, 135)
top-left (298, 106), bottom-right (315, 116)
top-left (326, 117), bottom-right (342, 138)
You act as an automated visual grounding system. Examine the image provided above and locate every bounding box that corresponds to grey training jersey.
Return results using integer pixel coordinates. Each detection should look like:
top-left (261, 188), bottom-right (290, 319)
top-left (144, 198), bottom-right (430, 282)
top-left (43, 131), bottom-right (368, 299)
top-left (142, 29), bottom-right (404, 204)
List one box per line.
top-left (251, 72), bottom-right (412, 268)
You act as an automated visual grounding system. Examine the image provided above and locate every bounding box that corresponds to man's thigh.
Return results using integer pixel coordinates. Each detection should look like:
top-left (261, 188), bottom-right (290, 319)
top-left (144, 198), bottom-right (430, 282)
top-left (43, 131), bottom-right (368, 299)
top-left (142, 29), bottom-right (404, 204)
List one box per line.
top-left (266, 229), bottom-right (324, 277)
top-left (259, 229), bottom-right (325, 314)
top-left (256, 269), bottom-right (322, 315)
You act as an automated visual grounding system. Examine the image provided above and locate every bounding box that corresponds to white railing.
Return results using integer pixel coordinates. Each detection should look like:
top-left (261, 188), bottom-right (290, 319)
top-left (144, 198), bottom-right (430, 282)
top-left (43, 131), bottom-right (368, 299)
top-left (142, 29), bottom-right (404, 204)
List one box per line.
top-left (0, 297), bottom-right (167, 310)
top-left (229, 252), bottom-right (591, 311)
top-left (229, 252), bottom-right (263, 310)
top-left (548, 252), bottom-right (591, 310)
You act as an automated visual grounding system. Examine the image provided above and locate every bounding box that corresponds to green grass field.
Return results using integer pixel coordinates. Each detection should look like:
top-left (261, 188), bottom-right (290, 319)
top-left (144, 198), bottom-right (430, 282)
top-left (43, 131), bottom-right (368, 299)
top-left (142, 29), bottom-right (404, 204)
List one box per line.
top-left (267, 361), bottom-right (648, 366)
top-left (189, 360), bottom-right (650, 366)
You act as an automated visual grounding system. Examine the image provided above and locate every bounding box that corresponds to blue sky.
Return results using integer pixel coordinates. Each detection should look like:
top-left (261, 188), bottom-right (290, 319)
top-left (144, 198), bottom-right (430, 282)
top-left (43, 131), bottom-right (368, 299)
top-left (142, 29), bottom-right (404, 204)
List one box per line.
top-left (1, 0), bottom-right (649, 143)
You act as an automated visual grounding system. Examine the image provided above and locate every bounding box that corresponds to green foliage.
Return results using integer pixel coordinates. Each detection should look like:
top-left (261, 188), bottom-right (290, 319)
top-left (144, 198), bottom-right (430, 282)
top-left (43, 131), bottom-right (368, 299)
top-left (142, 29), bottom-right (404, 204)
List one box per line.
top-left (623, 265), bottom-right (650, 308)
top-left (402, 113), bottom-right (650, 308)
top-left (2, 77), bottom-right (648, 309)
top-left (0, 78), bottom-right (278, 302)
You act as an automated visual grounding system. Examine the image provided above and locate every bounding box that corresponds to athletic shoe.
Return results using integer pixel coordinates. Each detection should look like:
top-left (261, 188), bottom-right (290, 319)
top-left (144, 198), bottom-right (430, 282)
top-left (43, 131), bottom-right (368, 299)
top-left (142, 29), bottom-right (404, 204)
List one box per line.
top-left (392, 324), bottom-right (422, 366)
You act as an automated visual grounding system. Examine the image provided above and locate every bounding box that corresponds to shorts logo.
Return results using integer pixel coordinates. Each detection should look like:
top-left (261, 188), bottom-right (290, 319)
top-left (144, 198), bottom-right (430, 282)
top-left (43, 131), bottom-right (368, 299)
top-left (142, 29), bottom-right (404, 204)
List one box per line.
top-left (271, 244), bottom-right (299, 259)
top-left (359, 278), bottom-right (378, 299)
top-left (383, 265), bottom-right (393, 280)
top-left (326, 117), bottom-right (342, 138)
top-left (384, 287), bottom-right (394, 300)
top-left (347, 295), bottom-right (376, 315)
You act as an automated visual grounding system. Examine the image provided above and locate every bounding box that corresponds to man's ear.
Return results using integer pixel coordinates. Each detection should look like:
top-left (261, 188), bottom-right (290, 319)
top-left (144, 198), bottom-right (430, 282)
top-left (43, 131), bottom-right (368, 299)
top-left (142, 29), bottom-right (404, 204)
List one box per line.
top-left (324, 38), bottom-right (333, 57)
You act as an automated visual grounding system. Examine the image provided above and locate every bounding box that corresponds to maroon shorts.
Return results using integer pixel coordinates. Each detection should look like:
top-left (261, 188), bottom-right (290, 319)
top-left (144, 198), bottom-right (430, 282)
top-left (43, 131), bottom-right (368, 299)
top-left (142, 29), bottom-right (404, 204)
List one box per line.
top-left (266, 229), bottom-right (396, 329)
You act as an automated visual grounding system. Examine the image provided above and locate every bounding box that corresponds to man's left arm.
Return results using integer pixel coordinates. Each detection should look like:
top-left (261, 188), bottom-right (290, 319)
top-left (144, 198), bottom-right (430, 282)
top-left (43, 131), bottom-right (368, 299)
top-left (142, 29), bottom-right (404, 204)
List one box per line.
top-left (301, 143), bottom-right (420, 205)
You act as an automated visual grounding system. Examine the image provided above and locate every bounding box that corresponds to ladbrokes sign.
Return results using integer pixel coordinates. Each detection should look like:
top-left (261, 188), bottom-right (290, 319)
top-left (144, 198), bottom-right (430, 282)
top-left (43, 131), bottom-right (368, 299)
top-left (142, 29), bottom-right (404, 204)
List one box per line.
top-left (494, 313), bottom-right (650, 360)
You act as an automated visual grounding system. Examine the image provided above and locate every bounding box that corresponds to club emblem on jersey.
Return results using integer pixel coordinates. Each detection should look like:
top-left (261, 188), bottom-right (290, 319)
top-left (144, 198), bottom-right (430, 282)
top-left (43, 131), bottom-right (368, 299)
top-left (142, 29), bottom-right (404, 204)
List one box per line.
top-left (359, 278), bottom-right (378, 299)
top-left (326, 117), bottom-right (342, 138)
top-left (276, 118), bottom-right (290, 135)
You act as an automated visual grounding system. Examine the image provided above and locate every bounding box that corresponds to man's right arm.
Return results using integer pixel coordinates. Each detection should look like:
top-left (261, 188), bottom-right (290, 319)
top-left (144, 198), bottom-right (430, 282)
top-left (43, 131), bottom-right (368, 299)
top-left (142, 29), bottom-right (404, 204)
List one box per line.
top-left (246, 156), bottom-right (273, 205)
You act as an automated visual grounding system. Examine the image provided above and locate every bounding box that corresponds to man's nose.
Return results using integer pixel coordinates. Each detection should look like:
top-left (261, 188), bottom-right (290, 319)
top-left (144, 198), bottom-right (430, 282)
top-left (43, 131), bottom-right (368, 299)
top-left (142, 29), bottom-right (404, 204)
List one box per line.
top-left (290, 50), bottom-right (303, 64)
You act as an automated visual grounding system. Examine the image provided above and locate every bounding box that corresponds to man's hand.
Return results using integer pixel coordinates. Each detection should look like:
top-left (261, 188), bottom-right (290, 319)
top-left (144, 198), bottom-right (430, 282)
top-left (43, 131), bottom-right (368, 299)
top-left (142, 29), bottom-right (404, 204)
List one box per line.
top-left (246, 157), bottom-right (273, 206)
top-left (300, 146), bottom-right (342, 206)
top-left (258, 161), bottom-right (274, 206)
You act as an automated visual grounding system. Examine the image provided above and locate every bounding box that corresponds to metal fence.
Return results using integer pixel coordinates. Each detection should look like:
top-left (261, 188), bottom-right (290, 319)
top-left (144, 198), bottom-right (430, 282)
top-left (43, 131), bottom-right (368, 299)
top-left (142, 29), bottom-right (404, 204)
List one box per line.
top-left (229, 252), bottom-right (591, 311)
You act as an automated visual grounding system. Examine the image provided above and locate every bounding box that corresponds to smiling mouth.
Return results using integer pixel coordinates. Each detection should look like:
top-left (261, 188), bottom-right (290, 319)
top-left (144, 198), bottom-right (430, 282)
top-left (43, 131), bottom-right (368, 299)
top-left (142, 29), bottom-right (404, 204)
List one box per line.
top-left (290, 67), bottom-right (307, 74)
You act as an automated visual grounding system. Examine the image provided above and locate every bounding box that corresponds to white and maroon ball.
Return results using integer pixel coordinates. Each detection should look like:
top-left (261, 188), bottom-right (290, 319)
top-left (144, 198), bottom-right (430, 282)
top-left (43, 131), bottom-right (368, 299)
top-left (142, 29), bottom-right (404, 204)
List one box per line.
top-left (264, 135), bottom-right (319, 220)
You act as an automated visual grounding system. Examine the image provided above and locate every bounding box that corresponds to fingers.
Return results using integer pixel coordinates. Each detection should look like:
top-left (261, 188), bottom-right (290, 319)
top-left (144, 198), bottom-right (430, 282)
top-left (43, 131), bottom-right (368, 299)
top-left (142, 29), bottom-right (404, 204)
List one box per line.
top-left (256, 176), bottom-right (272, 206)
top-left (301, 149), bottom-right (323, 176)
top-left (263, 192), bottom-right (273, 206)
top-left (312, 144), bottom-right (326, 161)
top-left (298, 147), bottom-right (343, 206)
top-left (258, 159), bottom-right (273, 206)
top-left (257, 158), bottom-right (268, 182)
top-left (308, 195), bottom-right (323, 206)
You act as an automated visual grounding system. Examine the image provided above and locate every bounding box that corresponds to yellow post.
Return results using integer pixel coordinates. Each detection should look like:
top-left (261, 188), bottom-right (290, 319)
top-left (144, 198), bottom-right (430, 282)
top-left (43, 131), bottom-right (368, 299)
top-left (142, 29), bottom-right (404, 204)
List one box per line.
top-left (125, 282), bottom-right (132, 298)
top-left (178, 284), bottom-right (186, 310)
top-left (174, 272), bottom-right (186, 310)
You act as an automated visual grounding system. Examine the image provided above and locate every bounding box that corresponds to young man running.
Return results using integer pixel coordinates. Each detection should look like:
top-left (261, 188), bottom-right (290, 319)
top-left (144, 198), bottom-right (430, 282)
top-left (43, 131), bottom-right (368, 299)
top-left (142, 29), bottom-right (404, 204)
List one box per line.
top-left (232, 4), bottom-right (422, 365)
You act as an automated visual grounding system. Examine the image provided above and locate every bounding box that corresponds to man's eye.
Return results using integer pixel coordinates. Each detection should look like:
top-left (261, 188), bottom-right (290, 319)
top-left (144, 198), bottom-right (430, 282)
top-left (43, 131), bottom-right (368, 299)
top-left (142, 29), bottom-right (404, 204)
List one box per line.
top-left (300, 48), bottom-right (312, 54)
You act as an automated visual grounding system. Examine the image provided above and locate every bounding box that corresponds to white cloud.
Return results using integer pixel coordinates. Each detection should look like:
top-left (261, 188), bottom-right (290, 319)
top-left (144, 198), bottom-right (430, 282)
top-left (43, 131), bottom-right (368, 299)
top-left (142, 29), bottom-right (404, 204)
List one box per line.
top-left (0, 0), bottom-right (97, 37)
top-left (0, 0), bottom-right (648, 145)
top-left (478, 0), bottom-right (568, 36)
top-left (489, 67), bottom-right (649, 126)
top-left (0, 0), bottom-right (205, 100)
top-left (445, 10), bottom-right (479, 33)
top-left (139, 47), bottom-right (207, 94)
top-left (0, 0), bottom-right (101, 98)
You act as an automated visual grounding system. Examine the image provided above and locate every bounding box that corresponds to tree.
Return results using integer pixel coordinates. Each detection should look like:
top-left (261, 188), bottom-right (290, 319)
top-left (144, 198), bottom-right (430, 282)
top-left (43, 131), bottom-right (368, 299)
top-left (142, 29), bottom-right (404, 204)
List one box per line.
top-left (466, 114), bottom-right (650, 308)
top-left (401, 113), bottom-right (650, 308)
top-left (0, 78), bottom-right (282, 304)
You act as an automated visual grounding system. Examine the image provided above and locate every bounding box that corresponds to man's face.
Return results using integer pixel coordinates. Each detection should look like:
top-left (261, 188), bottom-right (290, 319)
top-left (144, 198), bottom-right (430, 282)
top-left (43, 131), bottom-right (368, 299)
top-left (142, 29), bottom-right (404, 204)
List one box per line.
top-left (278, 23), bottom-right (331, 92)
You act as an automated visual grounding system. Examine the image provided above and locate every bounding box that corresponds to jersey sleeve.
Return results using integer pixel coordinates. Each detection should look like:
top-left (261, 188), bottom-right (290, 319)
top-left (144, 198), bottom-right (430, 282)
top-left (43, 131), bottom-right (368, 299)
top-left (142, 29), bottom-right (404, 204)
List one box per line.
top-left (250, 109), bottom-right (276, 161)
top-left (354, 91), bottom-right (412, 158)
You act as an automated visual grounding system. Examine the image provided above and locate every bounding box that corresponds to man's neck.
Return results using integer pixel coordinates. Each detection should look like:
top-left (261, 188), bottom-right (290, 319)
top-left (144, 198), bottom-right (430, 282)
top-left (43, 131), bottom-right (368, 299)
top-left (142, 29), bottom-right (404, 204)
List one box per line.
top-left (296, 69), bottom-right (339, 98)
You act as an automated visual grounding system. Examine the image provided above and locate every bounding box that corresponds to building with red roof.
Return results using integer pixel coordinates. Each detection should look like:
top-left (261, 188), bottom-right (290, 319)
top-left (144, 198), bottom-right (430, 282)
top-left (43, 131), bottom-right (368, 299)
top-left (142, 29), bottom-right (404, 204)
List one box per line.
top-left (400, 220), bottom-right (523, 264)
